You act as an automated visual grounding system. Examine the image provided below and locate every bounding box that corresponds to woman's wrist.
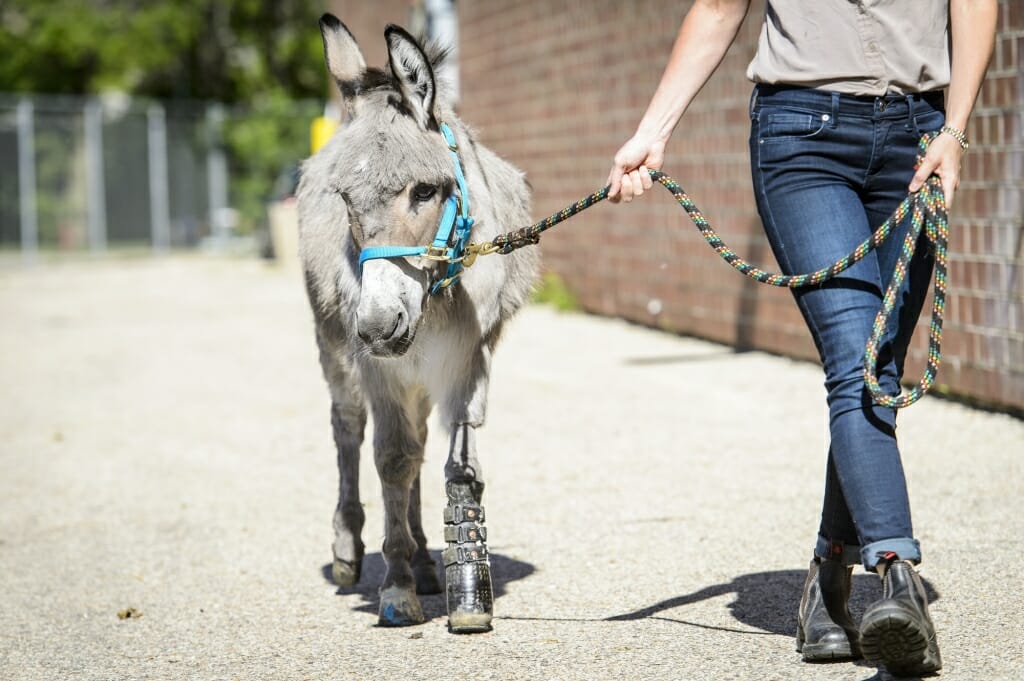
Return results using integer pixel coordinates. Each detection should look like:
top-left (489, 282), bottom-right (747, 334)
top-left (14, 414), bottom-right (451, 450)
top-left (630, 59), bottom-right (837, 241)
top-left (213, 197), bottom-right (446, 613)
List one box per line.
top-left (635, 117), bottom-right (674, 147)
top-left (940, 124), bottom-right (970, 151)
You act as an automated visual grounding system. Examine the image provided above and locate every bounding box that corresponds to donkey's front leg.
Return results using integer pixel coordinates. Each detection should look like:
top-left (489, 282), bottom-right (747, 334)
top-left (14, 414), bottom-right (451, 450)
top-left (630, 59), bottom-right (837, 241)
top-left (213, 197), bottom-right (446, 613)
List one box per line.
top-left (374, 401), bottom-right (427, 627)
top-left (443, 422), bottom-right (493, 633)
top-left (409, 473), bottom-right (443, 594)
top-left (405, 394), bottom-right (441, 595)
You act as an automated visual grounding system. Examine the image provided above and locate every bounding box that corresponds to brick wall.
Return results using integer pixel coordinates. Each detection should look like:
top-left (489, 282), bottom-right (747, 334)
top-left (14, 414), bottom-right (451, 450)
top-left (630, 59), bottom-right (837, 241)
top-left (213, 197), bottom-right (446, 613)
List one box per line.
top-left (326, 0), bottom-right (414, 72)
top-left (458, 0), bottom-right (1024, 413)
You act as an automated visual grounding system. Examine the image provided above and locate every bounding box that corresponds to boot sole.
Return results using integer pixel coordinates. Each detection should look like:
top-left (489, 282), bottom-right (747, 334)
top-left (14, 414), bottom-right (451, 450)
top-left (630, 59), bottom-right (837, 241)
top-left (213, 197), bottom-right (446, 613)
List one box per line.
top-left (800, 642), bottom-right (859, 662)
top-left (860, 607), bottom-right (941, 676)
top-left (797, 626), bottom-right (861, 662)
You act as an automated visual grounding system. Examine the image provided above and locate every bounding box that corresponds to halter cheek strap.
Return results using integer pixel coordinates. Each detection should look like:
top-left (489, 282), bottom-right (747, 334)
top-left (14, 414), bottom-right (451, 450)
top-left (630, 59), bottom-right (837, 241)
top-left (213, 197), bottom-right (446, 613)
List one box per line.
top-left (357, 122), bottom-right (475, 295)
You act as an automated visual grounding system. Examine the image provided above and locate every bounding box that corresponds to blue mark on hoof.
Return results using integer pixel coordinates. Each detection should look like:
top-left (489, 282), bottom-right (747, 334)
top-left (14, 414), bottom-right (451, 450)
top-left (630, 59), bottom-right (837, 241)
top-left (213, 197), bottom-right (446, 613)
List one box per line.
top-left (378, 588), bottom-right (423, 626)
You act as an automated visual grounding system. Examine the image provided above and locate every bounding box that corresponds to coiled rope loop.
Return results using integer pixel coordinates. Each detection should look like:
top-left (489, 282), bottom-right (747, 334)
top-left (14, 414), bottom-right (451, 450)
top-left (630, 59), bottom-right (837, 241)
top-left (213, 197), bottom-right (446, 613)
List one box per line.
top-left (473, 134), bottom-right (948, 408)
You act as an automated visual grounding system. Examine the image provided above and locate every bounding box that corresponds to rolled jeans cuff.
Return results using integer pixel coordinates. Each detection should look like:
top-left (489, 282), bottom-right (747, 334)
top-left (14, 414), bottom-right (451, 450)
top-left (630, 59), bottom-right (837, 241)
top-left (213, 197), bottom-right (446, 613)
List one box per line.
top-left (860, 537), bottom-right (922, 572)
top-left (814, 535), bottom-right (861, 566)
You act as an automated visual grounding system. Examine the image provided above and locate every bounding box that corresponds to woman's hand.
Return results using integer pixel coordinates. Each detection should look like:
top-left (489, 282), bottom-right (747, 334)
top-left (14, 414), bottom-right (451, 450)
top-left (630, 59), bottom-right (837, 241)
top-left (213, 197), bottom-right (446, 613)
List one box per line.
top-left (604, 1), bottom-right (750, 204)
top-left (909, 132), bottom-right (965, 208)
top-left (607, 132), bottom-right (666, 203)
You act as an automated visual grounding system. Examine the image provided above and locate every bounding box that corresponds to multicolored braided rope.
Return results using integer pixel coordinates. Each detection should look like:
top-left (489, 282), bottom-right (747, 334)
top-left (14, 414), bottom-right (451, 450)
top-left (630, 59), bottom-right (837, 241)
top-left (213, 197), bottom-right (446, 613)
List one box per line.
top-left (863, 168), bottom-right (948, 408)
top-left (478, 134), bottom-right (948, 408)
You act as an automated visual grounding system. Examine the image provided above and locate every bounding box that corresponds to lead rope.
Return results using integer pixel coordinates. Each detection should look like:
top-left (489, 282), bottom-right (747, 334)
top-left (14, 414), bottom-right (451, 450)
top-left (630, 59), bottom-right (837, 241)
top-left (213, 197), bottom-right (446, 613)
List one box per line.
top-left (475, 134), bottom-right (948, 408)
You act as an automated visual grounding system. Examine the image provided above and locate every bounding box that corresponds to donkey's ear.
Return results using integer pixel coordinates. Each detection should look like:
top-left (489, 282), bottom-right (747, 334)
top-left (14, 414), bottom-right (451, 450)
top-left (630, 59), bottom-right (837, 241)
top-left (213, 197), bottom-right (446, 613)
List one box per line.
top-left (319, 14), bottom-right (366, 97)
top-left (384, 25), bottom-right (438, 130)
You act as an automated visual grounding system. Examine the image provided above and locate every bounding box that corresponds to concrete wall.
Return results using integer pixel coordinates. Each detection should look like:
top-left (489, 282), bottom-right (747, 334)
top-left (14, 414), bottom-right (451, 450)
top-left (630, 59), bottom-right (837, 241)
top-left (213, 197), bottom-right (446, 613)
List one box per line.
top-left (457, 1), bottom-right (1024, 412)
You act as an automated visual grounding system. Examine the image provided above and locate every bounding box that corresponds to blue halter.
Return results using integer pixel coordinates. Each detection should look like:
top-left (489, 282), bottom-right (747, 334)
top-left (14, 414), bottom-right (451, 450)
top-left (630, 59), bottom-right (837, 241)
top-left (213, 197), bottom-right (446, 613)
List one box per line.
top-left (357, 123), bottom-right (475, 295)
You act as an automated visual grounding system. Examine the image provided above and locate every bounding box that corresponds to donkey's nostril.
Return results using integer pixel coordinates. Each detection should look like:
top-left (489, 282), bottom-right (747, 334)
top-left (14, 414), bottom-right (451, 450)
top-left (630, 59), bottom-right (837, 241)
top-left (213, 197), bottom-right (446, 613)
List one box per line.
top-left (357, 309), bottom-right (407, 344)
top-left (384, 310), bottom-right (406, 341)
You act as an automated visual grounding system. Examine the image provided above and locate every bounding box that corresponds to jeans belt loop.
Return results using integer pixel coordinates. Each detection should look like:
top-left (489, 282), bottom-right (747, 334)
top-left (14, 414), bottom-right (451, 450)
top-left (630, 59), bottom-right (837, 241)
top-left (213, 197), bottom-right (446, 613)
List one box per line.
top-left (905, 93), bottom-right (916, 130)
top-left (829, 91), bottom-right (840, 128)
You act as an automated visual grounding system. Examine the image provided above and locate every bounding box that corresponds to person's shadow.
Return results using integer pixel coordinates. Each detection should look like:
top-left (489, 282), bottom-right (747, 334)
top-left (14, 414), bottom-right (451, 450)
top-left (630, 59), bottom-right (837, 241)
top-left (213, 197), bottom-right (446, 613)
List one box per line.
top-left (605, 569), bottom-right (940, 680)
top-left (321, 550), bottom-right (536, 624)
top-left (606, 568), bottom-right (938, 634)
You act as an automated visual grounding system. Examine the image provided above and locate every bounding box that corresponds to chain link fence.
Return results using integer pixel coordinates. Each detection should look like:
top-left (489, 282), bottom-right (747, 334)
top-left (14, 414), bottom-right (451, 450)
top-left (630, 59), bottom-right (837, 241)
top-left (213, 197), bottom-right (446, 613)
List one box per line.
top-left (0, 93), bottom-right (322, 259)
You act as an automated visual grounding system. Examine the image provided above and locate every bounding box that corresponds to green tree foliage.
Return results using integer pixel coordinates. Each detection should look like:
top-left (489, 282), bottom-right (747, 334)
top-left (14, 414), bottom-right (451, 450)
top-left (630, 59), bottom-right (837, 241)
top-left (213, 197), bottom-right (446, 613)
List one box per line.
top-left (0, 0), bottom-right (330, 230)
top-left (0, 0), bottom-right (325, 101)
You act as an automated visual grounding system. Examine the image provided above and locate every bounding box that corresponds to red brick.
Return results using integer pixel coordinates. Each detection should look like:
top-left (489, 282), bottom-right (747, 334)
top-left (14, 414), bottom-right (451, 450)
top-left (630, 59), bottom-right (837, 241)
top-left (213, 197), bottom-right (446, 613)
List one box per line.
top-left (458, 0), bottom-right (1023, 411)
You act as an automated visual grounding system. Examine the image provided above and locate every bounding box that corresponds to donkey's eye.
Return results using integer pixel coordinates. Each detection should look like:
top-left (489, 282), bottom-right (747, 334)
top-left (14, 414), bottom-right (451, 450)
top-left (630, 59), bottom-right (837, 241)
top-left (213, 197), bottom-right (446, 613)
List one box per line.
top-left (412, 183), bottom-right (437, 202)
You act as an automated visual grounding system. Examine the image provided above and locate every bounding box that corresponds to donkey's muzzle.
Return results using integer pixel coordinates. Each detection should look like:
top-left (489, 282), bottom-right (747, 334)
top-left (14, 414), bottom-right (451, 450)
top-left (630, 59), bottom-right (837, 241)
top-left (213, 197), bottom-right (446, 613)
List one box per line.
top-left (357, 308), bottom-right (411, 357)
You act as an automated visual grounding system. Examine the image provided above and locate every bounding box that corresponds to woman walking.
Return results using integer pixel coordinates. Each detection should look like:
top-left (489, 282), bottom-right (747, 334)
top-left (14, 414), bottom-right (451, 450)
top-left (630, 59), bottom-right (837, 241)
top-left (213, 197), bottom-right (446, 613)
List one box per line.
top-left (607, 1), bottom-right (997, 675)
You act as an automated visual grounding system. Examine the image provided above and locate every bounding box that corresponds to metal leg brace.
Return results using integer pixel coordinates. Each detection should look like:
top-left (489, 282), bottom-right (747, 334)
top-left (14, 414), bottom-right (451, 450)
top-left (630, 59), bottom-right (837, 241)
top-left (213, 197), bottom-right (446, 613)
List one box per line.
top-left (443, 481), bottom-right (493, 633)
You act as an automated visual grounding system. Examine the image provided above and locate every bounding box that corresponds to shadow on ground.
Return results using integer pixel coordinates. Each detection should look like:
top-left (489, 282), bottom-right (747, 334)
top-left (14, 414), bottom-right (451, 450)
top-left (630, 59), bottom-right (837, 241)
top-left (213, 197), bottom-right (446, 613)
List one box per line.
top-left (621, 349), bottom-right (746, 366)
top-left (599, 569), bottom-right (939, 680)
top-left (501, 567), bottom-right (938, 674)
top-left (606, 569), bottom-right (939, 637)
top-left (321, 550), bottom-right (536, 624)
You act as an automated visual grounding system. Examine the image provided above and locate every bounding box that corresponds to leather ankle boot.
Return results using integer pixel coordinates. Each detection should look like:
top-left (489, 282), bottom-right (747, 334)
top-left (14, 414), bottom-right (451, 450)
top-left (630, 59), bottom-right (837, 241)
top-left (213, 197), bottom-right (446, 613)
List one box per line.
top-left (796, 558), bottom-right (861, 661)
top-left (860, 558), bottom-right (942, 676)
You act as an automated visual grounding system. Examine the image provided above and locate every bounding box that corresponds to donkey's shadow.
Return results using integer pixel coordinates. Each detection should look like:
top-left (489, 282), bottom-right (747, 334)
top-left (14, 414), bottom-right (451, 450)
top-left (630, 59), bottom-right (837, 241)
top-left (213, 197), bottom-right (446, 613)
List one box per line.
top-left (321, 551), bottom-right (536, 624)
top-left (606, 569), bottom-right (940, 637)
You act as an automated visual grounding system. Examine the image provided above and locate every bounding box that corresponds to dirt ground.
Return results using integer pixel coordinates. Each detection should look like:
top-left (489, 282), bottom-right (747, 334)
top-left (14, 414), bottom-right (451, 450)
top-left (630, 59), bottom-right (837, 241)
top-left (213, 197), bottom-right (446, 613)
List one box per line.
top-left (1, 255), bottom-right (1021, 681)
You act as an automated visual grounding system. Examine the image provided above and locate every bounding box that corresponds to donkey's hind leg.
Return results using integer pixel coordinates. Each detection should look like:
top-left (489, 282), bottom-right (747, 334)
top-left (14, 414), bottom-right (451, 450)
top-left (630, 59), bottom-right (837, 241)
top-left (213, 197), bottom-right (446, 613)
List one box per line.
top-left (321, 343), bottom-right (367, 587)
top-left (330, 399), bottom-right (366, 586)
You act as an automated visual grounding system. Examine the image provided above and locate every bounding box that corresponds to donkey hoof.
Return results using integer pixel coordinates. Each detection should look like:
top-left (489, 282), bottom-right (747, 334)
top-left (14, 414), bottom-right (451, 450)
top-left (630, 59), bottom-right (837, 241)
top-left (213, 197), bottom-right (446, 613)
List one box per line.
top-left (446, 561), bottom-right (493, 634)
top-left (378, 586), bottom-right (425, 627)
top-left (414, 562), bottom-right (443, 595)
top-left (331, 557), bottom-right (362, 587)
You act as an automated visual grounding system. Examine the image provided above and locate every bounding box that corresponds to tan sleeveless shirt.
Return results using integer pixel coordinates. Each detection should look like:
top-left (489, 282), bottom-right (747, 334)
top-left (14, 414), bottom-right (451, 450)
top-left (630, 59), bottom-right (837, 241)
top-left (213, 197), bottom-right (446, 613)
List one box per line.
top-left (746, 0), bottom-right (951, 96)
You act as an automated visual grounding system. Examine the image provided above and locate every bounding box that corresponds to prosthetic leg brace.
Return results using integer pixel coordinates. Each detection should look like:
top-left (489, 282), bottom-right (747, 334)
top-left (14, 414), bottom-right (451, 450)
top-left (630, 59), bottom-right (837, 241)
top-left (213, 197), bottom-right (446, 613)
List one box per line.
top-left (443, 481), bottom-right (493, 633)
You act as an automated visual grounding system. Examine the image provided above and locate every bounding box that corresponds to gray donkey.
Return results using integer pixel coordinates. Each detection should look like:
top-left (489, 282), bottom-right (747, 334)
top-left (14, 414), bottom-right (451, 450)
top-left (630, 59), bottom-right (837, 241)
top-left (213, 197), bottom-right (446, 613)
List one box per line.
top-left (297, 14), bottom-right (538, 633)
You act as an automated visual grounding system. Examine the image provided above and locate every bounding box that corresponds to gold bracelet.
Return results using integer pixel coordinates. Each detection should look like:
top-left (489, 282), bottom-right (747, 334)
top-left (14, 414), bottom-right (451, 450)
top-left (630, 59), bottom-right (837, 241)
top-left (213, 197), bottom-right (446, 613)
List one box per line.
top-left (940, 124), bottom-right (969, 151)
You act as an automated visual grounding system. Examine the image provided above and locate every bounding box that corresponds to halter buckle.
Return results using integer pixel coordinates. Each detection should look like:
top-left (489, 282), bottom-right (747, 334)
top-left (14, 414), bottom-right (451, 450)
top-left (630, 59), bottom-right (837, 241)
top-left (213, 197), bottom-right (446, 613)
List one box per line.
top-left (421, 245), bottom-right (452, 262)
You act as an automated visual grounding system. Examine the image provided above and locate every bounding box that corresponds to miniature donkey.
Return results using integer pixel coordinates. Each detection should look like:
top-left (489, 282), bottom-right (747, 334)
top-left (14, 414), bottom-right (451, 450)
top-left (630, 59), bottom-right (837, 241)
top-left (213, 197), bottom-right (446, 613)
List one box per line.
top-left (297, 14), bottom-right (538, 633)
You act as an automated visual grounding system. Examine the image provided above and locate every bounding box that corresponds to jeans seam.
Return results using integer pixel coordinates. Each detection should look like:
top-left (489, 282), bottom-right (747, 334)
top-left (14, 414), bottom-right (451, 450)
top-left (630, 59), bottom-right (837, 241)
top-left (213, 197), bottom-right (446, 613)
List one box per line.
top-left (753, 120), bottom-right (785, 275)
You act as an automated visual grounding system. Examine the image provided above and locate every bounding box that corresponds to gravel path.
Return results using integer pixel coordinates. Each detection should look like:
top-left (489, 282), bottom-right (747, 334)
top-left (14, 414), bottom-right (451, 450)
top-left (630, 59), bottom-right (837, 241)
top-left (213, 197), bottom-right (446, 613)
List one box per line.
top-left (1, 256), bottom-right (1021, 681)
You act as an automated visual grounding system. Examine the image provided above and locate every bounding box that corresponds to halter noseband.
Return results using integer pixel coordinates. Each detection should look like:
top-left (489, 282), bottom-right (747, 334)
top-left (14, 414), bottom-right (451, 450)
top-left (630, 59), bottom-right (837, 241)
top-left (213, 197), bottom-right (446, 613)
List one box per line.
top-left (357, 123), bottom-right (475, 295)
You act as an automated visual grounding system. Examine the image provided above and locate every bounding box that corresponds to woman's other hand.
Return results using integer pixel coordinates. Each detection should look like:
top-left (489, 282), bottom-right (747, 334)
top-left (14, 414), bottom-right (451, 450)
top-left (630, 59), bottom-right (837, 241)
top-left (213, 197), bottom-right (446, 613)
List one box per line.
top-left (909, 132), bottom-right (965, 208)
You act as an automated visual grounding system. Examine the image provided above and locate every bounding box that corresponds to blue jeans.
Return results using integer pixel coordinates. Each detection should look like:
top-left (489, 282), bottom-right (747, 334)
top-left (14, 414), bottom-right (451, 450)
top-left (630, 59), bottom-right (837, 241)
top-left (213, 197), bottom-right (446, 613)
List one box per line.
top-left (748, 85), bottom-right (944, 572)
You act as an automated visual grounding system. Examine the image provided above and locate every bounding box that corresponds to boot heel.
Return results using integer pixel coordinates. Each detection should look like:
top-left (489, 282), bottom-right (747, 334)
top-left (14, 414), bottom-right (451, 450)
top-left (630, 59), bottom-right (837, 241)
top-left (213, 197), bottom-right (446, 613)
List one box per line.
top-left (860, 607), bottom-right (929, 674)
top-left (860, 560), bottom-right (942, 676)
